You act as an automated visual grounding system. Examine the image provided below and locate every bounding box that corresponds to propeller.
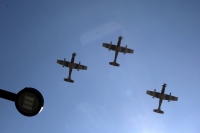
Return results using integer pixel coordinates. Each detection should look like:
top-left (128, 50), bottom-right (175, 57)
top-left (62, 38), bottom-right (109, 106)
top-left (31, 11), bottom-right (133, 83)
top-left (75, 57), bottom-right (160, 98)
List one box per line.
top-left (118, 36), bottom-right (124, 39)
top-left (163, 83), bottom-right (167, 87)
top-left (73, 52), bottom-right (76, 56)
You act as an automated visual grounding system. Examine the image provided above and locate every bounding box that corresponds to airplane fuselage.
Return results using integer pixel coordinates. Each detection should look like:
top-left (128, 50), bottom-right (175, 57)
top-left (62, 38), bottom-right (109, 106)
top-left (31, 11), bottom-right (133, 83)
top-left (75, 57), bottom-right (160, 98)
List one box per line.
top-left (113, 36), bottom-right (123, 62)
top-left (68, 53), bottom-right (76, 78)
top-left (158, 84), bottom-right (166, 110)
top-left (69, 54), bottom-right (76, 68)
top-left (116, 37), bottom-right (122, 47)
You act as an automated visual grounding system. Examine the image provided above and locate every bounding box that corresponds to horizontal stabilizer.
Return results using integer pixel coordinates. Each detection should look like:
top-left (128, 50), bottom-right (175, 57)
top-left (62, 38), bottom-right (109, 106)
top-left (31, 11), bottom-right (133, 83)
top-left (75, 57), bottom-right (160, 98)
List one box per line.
top-left (109, 62), bottom-right (120, 66)
top-left (64, 78), bottom-right (74, 83)
top-left (153, 109), bottom-right (164, 114)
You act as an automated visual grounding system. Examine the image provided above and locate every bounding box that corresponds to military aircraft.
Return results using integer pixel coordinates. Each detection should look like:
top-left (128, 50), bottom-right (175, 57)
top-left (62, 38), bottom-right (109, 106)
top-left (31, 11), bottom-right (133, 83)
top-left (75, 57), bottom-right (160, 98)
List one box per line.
top-left (57, 53), bottom-right (87, 83)
top-left (102, 36), bottom-right (134, 66)
top-left (146, 83), bottom-right (178, 114)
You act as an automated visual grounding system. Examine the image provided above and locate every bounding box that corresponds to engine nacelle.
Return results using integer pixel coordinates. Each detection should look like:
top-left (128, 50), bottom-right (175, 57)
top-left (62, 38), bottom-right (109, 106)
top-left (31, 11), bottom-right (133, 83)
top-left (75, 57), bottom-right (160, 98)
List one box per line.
top-left (78, 62), bottom-right (81, 71)
top-left (152, 89), bottom-right (156, 98)
top-left (168, 92), bottom-right (171, 102)
top-left (109, 41), bottom-right (112, 51)
top-left (124, 45), bottom-right (127, 54)
top-left (62, 58), bottom-right (66, 67)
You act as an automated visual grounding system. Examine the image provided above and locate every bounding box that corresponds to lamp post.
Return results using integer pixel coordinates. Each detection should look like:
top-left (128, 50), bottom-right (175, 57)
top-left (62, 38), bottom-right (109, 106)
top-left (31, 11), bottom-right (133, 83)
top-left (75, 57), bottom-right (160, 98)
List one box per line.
top-left (0, 87), bottom-right (44, 117)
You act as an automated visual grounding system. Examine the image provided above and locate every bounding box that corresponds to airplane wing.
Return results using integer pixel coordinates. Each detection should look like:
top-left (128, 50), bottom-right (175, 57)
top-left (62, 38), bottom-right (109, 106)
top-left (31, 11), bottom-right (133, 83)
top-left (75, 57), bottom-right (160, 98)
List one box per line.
top-left (102, 43), bottom-right (117, 51)
top-left (73, 63), bottom-right (87, 70)
top-left (146, 90), bottom-right (160, 98)
top-left (163, 94), bottom-right (178, 101)
top-left (57, 60), bottom-right (70, 67)
top-left (118, 46), bottom-right (134, 53)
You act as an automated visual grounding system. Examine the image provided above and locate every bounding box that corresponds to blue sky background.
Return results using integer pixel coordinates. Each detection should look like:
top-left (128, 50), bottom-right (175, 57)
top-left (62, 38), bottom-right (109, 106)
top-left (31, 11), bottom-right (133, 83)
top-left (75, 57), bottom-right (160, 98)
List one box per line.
top-left (0, 0), bottom-right (200, 133)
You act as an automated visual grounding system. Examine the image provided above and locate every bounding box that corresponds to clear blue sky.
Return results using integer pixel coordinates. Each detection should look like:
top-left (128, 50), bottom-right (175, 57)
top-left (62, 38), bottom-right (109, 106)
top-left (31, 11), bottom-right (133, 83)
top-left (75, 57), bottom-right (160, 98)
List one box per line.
top-left (0, 0), bottom-right (200, 133)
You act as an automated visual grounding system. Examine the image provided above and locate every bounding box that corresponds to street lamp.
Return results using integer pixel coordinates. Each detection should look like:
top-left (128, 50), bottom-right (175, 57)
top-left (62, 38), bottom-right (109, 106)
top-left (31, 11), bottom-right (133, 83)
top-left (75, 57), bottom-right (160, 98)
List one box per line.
top-left (0, 87), bottom-right (44, 117)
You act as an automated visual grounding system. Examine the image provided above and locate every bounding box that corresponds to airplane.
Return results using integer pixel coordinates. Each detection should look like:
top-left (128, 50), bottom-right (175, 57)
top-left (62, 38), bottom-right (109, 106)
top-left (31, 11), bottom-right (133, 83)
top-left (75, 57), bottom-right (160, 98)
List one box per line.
top-left (102, 36), bottom-right (134, 66)
top-left (146, 83), bottom-right (178, 114)
top-left (57, 52), bottom-right (87, 83)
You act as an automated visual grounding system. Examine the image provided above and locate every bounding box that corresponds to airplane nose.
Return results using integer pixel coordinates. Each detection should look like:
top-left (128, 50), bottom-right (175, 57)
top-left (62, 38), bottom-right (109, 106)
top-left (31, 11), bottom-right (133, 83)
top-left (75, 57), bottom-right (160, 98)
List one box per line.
top-left (119, 36), bottom-right (123, 39)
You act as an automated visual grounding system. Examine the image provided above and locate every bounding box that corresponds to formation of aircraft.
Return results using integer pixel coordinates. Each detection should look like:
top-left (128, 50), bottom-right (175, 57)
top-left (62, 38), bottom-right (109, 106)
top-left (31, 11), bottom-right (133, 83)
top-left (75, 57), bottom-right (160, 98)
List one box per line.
top-left (57, 52), bottom-right (87, 83)
top-left (56, 36), bottom-right (178, 114)
top-left (102, 36), bottom-right (134, 66)
top-left (146, 83), bottom-right (178, 114)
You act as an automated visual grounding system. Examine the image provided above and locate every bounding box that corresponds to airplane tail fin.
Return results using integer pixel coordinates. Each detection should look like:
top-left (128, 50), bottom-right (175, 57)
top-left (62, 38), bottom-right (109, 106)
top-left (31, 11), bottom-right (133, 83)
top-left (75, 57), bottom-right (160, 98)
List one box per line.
top-left (64, 78), bottom-right (74, 83)
top-left (109, 62), bottom-right (120, 66)
top-left (153, 109), bottom-right (164, 114)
